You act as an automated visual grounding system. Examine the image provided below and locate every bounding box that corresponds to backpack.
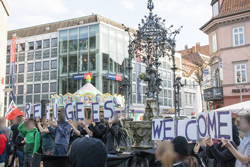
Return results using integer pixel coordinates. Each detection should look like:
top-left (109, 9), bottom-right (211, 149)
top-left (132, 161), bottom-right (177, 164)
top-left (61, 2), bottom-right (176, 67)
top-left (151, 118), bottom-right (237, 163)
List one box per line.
top-left (34, 131), bottom-right (43, 154)
top-left (115, 127), bottom-right (129, 153)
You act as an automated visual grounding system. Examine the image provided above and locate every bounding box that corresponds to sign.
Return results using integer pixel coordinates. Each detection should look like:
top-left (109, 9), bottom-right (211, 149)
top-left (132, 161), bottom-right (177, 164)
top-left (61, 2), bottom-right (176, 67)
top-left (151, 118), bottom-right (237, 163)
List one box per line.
top-left (152, 110), bottom-right (233, 141)
top-left (104, 100), bottom-right (114, 120)
top-left (33, 104), bottom-right (41, 119)
top-left (106, 73), bottom-right (122, 81)
top-left (25, 103), bottom-right (31, 118)
top-left (232, 88), bottom-right (250, 93)
top-left (72, 73), bottom-right (92, 80)
top-left (204, 69), bottom-right (209, 75)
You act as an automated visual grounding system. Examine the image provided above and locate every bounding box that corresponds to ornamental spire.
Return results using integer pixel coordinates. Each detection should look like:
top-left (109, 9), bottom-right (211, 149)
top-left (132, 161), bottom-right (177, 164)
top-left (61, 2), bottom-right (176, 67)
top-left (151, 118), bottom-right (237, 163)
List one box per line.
top-left (147, 0), bottom-right (154, 14)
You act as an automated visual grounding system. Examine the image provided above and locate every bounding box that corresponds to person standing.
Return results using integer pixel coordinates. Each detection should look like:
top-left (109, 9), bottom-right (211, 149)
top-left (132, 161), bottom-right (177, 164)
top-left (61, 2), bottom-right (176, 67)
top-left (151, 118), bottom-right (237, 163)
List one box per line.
top-left (0, 125), bottom-right (7, 167)
top-left (18, 118), bottom-right (40, 167)
top-left (221, 114), bottom-right (250, 167)
top-left (36, 117), bottom-right (55, 155)
top-left (15, 133), bottom-right (25, 167)
top-left (232, 117), bottom-right (241, 147)
top-left (48, 110), bottom-right (71, 156)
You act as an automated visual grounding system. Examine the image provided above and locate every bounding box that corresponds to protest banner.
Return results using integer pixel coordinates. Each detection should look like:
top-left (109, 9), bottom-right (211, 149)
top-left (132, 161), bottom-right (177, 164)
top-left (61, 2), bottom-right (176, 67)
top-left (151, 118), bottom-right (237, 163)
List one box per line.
top-left (152, 110), bottom-right (233, 141)
top-left (92, 102), bottom-right (100, 122)
top-left (33, 104), bottom-right (41, 119)
top-left (75, 102), bottom-right (85, 121)
top-left (65, 103), bottom-right (74, 121)
top-left (25, 103), bottom-right (31, 118)
top-left (45, 103), bottom-right (50, 119)
top-left (104, 100), bottom-right (114, 120)
top-left (52, 103), bottom-right (58, 121)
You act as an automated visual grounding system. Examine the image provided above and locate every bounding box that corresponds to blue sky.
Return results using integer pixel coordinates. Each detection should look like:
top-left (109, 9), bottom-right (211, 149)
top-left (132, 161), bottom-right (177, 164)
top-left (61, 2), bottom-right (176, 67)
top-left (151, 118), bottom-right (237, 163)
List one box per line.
top-left (7, 0), bottom-right (212, 50)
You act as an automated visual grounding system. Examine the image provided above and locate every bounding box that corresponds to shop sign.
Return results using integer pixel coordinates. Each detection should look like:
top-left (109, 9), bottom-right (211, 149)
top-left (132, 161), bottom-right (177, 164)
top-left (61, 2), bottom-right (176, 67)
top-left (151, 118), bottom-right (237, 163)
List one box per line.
top-left (72, 73), bottom-right (92, 80)
top-left (106, 73), bottom-right (122, 81)
top-left (232, 88), bottom-right (250, 93)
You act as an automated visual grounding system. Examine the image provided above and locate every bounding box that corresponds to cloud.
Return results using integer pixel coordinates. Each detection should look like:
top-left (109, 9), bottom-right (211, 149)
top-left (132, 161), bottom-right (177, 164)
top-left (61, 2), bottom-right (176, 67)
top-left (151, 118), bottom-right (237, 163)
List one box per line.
top-left (121, 1), bottom-right (135, 10)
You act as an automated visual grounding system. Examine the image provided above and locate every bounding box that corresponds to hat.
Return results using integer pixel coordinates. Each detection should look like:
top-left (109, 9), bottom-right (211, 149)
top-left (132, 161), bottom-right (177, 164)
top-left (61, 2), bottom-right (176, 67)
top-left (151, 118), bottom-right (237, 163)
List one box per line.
top-left (172, 136), bottom-right (189, 156)
top-left (69, 137), bottom-right (108, 167)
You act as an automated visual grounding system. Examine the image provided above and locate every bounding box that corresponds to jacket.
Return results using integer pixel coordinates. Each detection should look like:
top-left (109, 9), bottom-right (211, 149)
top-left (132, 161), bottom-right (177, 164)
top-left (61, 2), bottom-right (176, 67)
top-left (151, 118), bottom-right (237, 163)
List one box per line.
top-left (16, 133), bottom-right (25, 151)
top-left (0, 131), bottom-right (7, 163)
top-left (206, 141), bottom-right (236, 167)
top-left (48, 121), bottom-right (71, 147)
top-left (18, 123), bottom-right (40, 155)
top-left (232, 123), bottom-right (240, 146)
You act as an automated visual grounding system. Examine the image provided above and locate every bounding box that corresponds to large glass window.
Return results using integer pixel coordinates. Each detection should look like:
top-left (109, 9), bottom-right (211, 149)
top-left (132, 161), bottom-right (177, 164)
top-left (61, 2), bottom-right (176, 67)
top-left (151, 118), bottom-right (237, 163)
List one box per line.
top-left (79, 53), bottom-right (88, 72)
top-left (27, 52), bottom-right (34, 61)
top-left (6, 66), bottom-right (9, 74)
top-left (43, 49), bottom-right (50, 59)
top-left (35, 62), bottom-right (41, 71)
top-left (110, 59), bottom-right (113, 72)
top-left (51, 48), bottom-right (57, 58)
top-left (18, 85), bottom-right (23, 94)
top-left (18, 53), bottom-right (25, 62)
top-left (68, 79), bottom-right (77, 93)
top-left (50, 71), bottom-right (57, 80)
top-left (233, 27), bottom-right (245, 46)
top-left (235, 63), bottom-right (247, 83)
top-left (68, 53), bottom-right (77, 73)
top-left (17, 96), bottom-right (23, 105)
top-left (103, 76), bottom-right (109, 94)
top-left (212, 34), bottom-right (217, 53)
top-left (89, 24), bottom-right (99, 49)
top-left (43, 61), bottom-right (49, 70)
top-left (42, 83), bottom-right (49, 92)
top-left (59, 54), bottom-right (67, 76)
top-left (28, 63), bottom-right (33, 72)
top-left (6, 55), bottom-right (10, 64)
top-left (117, 31), bottom-right (124, 55)
top-left (34, 95), bottom-right (40, 104)
top-left (42, 94), bottom-right (48, 100)
top-left (42, 71), bottom-right (49, 81)
top-left (59, 78), bottom-right (67, 95)
top-left (18, 74), bottom-right (24, 83)
top-left (35, 50), bottom-right (42, 60)
top-left (34, 84), bottom-right (41, 93)
top-left (103, 53), bottom-right (109, 71)
top-left (5, 76), bottom-right (9, 84)
top-left (109, 28), bottom-right (116, 53)
top-left (19, 64), bottom-right (24, 73)
top-left (19, 43), bottom-right (25, 52)
top-left (89, 53), bottom-right (96, 71)
top-left (26, 95), bottom-right (32, 103)
top-left (36, 41), bottom-right (42, 49)
top-left (43, 39), bottom-right (50, 48)
top-left (27, 85), bottom-right (33, 94)
top-left (59, 30), bottom-right (68, 54)
top-left (34, 72), bottom-right (41, 82)
top-left (69, 28), bottom-right (78, 52)
top-left (79, 27), bottom-right (88, 51)
top-left (101, 25), bottom-right (109, 51)
top-left (28, 42), bottom-right (34, 50)
top-left (50, 83), bottom-right (57, 92)
top-left (27, 73), bottom-right (33, 82)
top-left (51, 60), bottom-right (57, 69)
top-left (51, 38), bottom-right (57, 47)
top-left (118, 61), bottom-right (124, 74)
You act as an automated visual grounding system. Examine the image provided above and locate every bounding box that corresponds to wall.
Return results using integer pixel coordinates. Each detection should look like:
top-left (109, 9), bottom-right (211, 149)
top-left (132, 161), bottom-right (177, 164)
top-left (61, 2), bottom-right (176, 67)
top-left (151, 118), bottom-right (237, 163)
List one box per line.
top-left (0, 0), bottom-right (9, 116)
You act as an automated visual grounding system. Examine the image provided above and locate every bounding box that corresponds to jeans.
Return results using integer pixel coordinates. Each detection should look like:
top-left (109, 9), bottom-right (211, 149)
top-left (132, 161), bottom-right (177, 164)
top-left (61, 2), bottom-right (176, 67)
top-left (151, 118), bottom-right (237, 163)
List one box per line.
top-left (108, 154), bottom-right (118, 157)
top-left (16, 150), bottom-right (24, 167)
top-left (53, 144), bottom-right (67, 156)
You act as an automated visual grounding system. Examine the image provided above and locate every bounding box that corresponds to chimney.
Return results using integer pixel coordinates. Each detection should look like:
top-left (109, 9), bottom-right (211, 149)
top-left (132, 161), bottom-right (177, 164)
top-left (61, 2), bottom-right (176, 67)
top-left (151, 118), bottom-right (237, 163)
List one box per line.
top-left (192, 46), bottom-right (195, 53)
top-left (185, 45), bottom-right (188, 51)
top-left (195, 42), bottom-right (200, 53)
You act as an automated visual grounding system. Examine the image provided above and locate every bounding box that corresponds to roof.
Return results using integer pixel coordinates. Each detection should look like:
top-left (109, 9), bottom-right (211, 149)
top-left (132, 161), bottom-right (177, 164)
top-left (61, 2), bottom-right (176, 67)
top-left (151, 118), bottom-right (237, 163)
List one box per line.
top-left (181, 58), bottom-right (196, 76)
top-left (7, 14), bottom-right (136, 40)
top-left (200, 0), bottom-right (250, 30)
top-left (211, 0), bottom-right (218, 6)
top-left (182, 52), bottom-right (204, 66)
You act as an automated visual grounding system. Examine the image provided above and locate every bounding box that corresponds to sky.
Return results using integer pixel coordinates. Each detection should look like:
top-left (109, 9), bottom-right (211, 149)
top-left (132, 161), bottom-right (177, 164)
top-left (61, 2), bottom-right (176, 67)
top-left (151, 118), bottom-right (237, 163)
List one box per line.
top-left (7, 0), bottom-right (212, 50)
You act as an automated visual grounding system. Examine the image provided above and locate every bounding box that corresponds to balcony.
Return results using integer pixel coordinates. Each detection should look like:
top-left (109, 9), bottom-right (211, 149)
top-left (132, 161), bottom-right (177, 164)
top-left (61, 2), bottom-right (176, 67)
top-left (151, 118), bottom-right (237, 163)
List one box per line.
top-left (204, 87), bottom-right (223, 101)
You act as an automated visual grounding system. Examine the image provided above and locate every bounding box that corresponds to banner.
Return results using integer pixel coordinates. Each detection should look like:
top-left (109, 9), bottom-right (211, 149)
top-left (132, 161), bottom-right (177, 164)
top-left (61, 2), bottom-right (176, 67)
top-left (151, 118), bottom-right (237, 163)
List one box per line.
top-left (152, 110), bottom-right (233, 141)
top-left (5, 100), bottom-right (24, 120)
top-left (10, 37), bottom-right (16, 101)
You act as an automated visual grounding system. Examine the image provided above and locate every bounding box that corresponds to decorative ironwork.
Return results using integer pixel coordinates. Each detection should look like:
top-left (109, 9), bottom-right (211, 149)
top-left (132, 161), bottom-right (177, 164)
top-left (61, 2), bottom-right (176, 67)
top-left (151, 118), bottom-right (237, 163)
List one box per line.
top-left (204, 87), bottom-right (223, 101)
top-left (123, 0), bottom-right (182, 117)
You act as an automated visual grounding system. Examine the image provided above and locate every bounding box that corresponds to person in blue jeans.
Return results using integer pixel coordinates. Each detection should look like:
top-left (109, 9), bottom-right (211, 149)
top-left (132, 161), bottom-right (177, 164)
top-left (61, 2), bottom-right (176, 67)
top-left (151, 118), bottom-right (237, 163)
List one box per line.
top-left (48, 109), bottom-right (71, 156)
top-left (16, 133), bottom-right (25, 167)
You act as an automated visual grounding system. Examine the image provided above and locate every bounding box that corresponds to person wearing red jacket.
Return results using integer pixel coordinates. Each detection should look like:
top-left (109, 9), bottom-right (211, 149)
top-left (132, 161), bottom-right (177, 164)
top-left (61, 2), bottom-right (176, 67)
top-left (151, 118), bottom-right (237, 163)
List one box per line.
top-left (0, 130), bottom-right (7, 167)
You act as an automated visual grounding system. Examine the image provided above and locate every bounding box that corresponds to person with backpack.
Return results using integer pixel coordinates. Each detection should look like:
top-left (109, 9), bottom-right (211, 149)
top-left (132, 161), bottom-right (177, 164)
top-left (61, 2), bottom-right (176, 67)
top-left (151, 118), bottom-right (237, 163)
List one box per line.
top-left (18, 118), bottom-right (40, 167)
top-left (15, 133), bottom-right (25, 167)
top-left (36, 117), bottom-right (55, 155)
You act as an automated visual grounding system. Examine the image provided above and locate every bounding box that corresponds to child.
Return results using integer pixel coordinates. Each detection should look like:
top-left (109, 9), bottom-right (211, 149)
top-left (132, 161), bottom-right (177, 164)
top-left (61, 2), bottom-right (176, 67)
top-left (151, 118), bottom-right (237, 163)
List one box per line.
top-left (221, 114), bottom-right (250, 167)
top-left (18, 118), bottom-right (40, 167)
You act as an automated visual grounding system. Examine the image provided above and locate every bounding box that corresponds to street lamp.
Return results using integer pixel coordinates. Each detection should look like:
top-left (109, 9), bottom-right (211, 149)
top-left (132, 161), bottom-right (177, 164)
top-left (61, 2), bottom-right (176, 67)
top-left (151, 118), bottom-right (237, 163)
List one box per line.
top-left (3, 88), bottom-right (13, 117)
top-left (174, 77), bottom-right (184, 118)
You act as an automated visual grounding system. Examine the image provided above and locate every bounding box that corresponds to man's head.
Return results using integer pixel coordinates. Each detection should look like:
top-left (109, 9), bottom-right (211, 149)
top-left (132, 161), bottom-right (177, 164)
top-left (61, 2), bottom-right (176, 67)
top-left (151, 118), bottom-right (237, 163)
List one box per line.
top-left (240, 114), bottom-right (250, 134)
top-left (232, 117), bottom-right (237, 125)
top-left (25, 119), bottom-right (36, 131)
top-left (69, 137), bottom-right (108, 167)
top-left (13, 115), bottom-right (23, 124)
top-left (113, 112), bottom-right (119, 124)
top-left (59, 108), bottom-right (66, 122)
top-left (0, 117), bottom-right (6, 129)
top-left (172, 136), bottom-right (189, 162)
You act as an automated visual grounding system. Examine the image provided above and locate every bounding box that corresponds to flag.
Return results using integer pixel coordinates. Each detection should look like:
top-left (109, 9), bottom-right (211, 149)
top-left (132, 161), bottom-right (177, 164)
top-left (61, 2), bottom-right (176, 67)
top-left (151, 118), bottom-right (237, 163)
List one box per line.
top-left (10, 37), bottom-right (16, 101)
top-left (5, 100), bottom-right (24, 120)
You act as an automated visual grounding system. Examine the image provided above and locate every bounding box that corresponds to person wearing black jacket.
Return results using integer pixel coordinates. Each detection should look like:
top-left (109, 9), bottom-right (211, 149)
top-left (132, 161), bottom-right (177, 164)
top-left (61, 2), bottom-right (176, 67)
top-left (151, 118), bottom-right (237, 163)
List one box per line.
top-left (15, 133), bottom-right (25, 167)
top-left (232, 117), bottom-right (240, 147)
top-left (205, 134), bottom-right (236, 167)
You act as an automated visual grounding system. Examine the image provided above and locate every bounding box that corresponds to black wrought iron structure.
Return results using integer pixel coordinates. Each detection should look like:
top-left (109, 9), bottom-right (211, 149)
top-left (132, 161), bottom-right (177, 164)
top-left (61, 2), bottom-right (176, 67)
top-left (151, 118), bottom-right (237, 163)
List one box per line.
top-left (123, 0), bottom-right (182, 117)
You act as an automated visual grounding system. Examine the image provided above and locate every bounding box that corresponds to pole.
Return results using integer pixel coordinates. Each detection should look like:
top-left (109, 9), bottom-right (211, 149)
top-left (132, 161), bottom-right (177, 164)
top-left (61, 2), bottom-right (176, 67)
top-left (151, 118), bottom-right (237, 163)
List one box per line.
top-left (240, 88), bottom-right (242, 102)
top-left (5, 92), bottom-right (9, 117)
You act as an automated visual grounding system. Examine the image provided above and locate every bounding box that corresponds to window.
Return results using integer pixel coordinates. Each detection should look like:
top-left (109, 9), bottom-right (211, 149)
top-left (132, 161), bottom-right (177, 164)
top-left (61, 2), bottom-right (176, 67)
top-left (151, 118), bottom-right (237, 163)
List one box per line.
top-left (233, 27), bottom-right (245, 46)
top-left (19, 64), bottom-right (24, 73)
top-left (28, 42), bottom-right (34, 50)
top-left (43, 39), bottom-right (50, 48)
top-left (19, 43), bottom-right (25, 52)
top-left (42, 83), bottom-right (49, 92)
top-left (18, 74), bottom-right (24, 83)
top-left (34, 84), bottom-right (41, 93)
top-left (235, 63), bottom-right (247, 83)
top-left (17, 96), bottom-right (23, 105)
top-left (43, 49), bottom-right (50, 59)
top-left (51, 60), bottom-right (57, 69)
top-left (27, 73), bottom-right (33, 82)
top-left (7, 45), bottom-right (10, 54)
top-left (6, 66), bottom-right (10, 74)
top-left (50, 83), bottom-right (56, 92)
top-left (185, 93), bottom-right (188, 105)
top-left (36, 40), bottom-right (42, 49)
top-left (35, 62), bottom-right (41, 71)
top-left (34, 95), bottom-right (40, 103)
top-left (50, 71), bottom-right (57, 80)
top-left (27, 85), bottom-right (33, 94)
top-left (34, 72), bottom-right (41, 81)
top-left (28, 63), bottom-right (33, 72)
top-left (51, 38), bottom-right (57, 47)
top-left (212, 34), bottom-right (217, 53)
top-left (103, 53), bottom-right (109, 71)
top-left (43, 61), bottom-right (49, 70)
top-left (18, 85), bottom-right (23, 94)
top-left (213, 2), bottom-right (219, 17)
top-left (35, 50), bottom-right (42, 60)
top-left (42, 71), bottom-right (49, 81)
top-left (27, 52), bottom-right (34, 61)
top-left (189, 94), bottom-right (192, 105)
top-left (18, 53), bottom-right (25, 62)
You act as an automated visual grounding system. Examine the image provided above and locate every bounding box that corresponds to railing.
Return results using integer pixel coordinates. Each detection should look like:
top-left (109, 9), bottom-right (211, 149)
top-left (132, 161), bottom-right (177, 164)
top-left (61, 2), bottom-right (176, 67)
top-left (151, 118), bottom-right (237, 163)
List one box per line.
top-left (204, 87), bottom-right (223, 101)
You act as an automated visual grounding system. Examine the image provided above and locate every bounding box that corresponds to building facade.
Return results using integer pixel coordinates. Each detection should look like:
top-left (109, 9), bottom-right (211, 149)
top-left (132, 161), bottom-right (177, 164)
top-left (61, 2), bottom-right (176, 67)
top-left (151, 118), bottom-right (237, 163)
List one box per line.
top-left (0, 0), bottom-right (9, 116)
top-left (200, 0), bottom-right (250, 109)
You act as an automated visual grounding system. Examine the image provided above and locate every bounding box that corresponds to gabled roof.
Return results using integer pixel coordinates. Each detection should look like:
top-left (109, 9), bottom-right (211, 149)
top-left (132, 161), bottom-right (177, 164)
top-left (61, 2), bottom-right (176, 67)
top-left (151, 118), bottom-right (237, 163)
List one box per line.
top-left (7, 14), bottom-right (136, 40)
top-left (200, 0), bottom-right (250, 31)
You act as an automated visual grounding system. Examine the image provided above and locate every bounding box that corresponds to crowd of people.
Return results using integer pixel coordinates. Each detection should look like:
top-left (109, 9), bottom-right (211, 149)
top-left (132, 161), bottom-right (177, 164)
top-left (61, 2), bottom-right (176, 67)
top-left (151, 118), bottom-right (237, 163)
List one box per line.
top-left (0, 109), bottom-right (249, 167)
